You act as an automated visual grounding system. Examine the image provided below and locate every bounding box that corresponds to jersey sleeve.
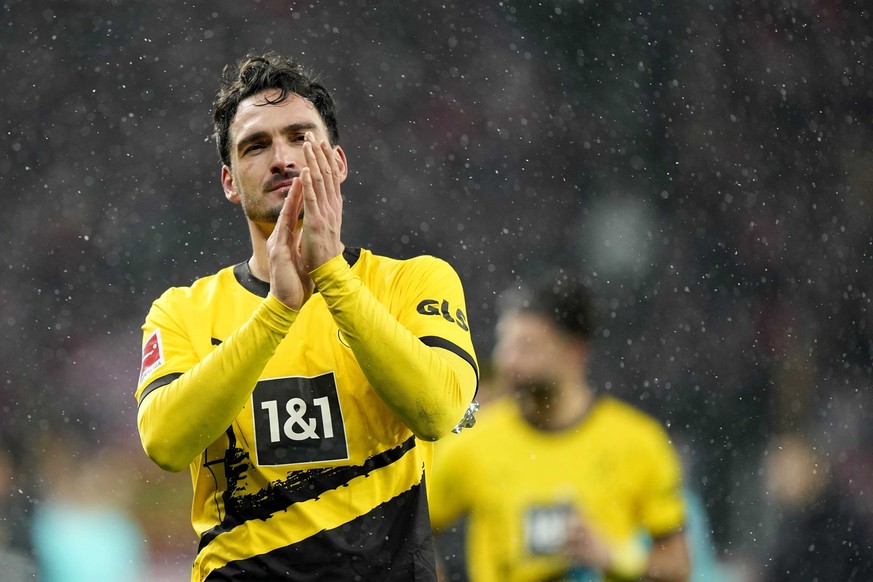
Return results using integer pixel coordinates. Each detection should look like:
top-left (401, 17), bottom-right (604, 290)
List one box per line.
top-left (638, 425), bottom-right (687, 538)
top-left (135, 288), bottom-right (202, 403)
top-left (391, 256), bottom-right (477, 372)
top-left (136, 289), bottom-right (298, 472)
top-left (310, 253), bottom-right (478, 440)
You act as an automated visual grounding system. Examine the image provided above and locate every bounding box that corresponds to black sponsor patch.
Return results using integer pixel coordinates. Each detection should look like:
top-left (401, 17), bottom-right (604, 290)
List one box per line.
top-left (251, 373), bottom-right (349, 466)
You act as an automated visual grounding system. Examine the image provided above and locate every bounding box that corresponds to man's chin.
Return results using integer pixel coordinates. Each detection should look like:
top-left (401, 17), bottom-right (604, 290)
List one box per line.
top-left (511, 379), bottom-right (558, 397)
top-left (243, 199), bottom-right (302, 226)
top-left (245, 210), bottom-right (281, 227)
top-left (265, 208), bottom-right (283, 224)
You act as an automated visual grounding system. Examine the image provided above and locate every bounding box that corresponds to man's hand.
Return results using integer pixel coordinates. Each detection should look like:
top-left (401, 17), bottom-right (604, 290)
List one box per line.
top-left (266, 132), bottom-right (345, 309)
top-left (266, 179), bottom-right (312, 310)
top-left (562, 511), bottom-right (612, 573)
top-left (300, 132), bottom-right (344, 272)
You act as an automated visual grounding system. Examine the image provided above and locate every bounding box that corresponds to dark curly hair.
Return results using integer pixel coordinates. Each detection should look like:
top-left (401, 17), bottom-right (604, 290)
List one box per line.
top-left (211, 51), bottom-right (339, 167)
top-left (501, 270), bottom-right (598, 341)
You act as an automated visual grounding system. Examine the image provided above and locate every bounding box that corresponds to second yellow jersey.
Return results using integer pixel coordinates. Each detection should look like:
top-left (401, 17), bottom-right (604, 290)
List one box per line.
top-left (429, 395), bottom-right (685, 582)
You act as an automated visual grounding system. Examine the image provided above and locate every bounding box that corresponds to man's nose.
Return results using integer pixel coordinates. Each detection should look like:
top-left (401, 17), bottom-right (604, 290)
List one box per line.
top-left (270, 141), bottom-right (297, 174)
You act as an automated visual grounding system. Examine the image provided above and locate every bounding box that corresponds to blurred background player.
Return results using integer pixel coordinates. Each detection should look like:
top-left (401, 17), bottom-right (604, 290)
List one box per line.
top-left (429, 270), bottom-right (689, 582)
top-left (761, 432), bottom-right (873, 581)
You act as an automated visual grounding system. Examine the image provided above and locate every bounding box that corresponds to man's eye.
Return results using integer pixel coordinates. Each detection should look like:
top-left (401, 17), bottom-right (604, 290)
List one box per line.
top-left (294, 134), bottom-right (306, 142)
top-left (244, 144), bottom-right (265, 154)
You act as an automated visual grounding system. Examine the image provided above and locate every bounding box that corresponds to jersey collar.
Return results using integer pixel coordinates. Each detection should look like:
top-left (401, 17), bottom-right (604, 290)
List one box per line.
top-left (233, 247), bottom-right (362, 298)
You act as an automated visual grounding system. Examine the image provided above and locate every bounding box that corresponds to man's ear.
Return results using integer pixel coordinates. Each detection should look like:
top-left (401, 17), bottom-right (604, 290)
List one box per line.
top-left (334, 145), bottom-right (349, 184)
top-left (221, 165), bottom-right (241, 204)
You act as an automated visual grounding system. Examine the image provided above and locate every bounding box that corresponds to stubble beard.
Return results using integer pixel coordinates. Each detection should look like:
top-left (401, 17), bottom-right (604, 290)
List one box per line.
top-left (239, 189), bottom-right (283, 225)
top-left (241, 171), bottom-right (303, 225)
top-left (506, 372), bottom-right (557, 400)
top-left (510, 377), bottom-right (563, 428)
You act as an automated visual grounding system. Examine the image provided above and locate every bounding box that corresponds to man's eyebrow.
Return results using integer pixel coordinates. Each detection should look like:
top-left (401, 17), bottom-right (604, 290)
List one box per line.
top-left (236, 130), bottom-right (268, 154)
top-left (236, 122), bottom-right (320, 154)
top-left (282, 122), bottom-right (319, 135)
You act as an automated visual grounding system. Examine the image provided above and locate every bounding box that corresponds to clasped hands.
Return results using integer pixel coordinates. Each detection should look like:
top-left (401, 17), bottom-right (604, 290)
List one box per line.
top-left (267, 132), bottom-right (344, 310)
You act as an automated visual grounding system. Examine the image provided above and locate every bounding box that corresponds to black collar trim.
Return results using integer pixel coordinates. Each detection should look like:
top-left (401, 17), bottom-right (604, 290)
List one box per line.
top-left (233, 247), bottom-right (362, 298)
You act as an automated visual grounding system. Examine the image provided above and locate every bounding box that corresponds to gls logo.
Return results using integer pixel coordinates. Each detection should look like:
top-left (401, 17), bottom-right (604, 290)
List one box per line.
top-left (417, 299), bottom-right (469, 331)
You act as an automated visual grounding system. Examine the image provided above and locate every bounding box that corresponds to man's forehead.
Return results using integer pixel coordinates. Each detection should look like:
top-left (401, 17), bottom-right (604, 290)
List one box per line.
top-left (239, 88), bottom-right (314, 110)
top-left (499, 311), bottom-right (554, 335)
top-left (232, 90), bottom-right (322, 133)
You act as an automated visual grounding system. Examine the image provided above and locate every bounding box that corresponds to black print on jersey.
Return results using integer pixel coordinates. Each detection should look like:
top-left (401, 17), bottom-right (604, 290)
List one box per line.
top-left (198, 436), bottom-right (418, 551)
top-left (251, 373), bottom-right (349, 466)
top-left (416, 299), bottom-right (469, 331)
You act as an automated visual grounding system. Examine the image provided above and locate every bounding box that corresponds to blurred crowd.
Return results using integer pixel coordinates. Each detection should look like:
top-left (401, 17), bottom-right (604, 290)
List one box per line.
top-left (2, 0), bottom-right (872, 579)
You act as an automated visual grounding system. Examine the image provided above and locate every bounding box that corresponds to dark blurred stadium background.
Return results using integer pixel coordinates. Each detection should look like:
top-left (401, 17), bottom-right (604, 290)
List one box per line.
top-left (2, 1), bottom-right (871, 579)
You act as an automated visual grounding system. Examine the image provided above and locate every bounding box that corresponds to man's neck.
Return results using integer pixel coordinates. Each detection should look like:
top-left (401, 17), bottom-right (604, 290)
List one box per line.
top-left (246, 220), bottom-right (272, 282)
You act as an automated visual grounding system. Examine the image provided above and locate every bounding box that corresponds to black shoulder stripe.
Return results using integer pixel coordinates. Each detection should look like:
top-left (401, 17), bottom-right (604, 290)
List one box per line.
top-left (137, 373), bottom-right (182, 407)
top-left (420, 336), bottom-right (479, 391)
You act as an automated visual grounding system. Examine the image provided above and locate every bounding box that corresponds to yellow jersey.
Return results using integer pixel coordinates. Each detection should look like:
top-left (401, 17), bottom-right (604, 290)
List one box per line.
top-left (136, 248), bottom-right (478, 581)
top-left (429, 395), bottom-right (685, 582)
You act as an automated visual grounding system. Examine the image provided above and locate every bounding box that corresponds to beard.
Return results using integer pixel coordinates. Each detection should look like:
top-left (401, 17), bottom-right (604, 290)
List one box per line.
top-left (238, 170), bottom-right (301, 225)
top-left (509, 378), bottom-right (562, 427)
top-left (240, 196), bottom-right (282, 225)
top-left (508, 376), bottom-right (559, 400)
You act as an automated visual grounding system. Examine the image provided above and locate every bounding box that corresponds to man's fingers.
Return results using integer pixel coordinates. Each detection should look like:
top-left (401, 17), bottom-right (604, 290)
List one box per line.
top-left (271, 182), bottom-right (293, 241)
top-left (300, 167), bottom-right (317, 212)
top-left (292, 184), bottom-right (305, 223)
top-left (304, 131), bottom-right (342, 214)
top-left (308, 133), bottom-right (335, 189)
top-left (272, 178), bottom-right (302, 245)
top-left (303, 138), bottom-right (326, 201)
top-left (318, 139), bottom-right (342, 203)
top-left (290, 187), bottom-right (305, 245)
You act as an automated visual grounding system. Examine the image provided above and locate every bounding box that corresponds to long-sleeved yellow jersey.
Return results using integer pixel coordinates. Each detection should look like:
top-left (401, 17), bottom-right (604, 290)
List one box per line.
top-left (135, 248), bottom-right (478, 581)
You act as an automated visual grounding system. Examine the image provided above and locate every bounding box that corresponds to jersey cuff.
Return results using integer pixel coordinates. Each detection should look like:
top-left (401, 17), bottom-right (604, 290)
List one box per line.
top-left (309, 253), bottom-right (350, 288)
top-left (262, 293), bottom-right (300, 330)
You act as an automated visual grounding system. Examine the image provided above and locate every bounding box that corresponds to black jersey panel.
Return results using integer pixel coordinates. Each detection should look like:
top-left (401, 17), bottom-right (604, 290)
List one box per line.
top-left (204, 479), bottom-right (437, 582)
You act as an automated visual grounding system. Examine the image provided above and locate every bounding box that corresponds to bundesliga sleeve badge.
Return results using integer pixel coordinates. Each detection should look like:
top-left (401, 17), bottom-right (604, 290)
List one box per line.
top-left (139, 329), bottom-right (165, 384)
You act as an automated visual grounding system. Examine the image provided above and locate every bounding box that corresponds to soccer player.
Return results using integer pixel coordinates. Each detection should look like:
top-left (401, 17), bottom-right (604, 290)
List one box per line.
top-left (429, 272), bottom-right (690, 582)
top-left (134, 52), bottom-right (479, 581)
